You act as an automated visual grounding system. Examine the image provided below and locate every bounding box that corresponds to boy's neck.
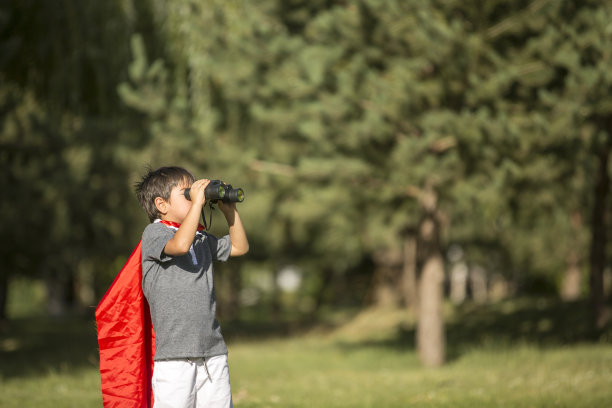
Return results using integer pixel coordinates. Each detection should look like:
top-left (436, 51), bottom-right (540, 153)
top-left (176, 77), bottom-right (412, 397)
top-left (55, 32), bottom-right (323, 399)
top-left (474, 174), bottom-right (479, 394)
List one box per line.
top-left (159, 219), bottom-right (181, 227)
top-left (160, 215), bottom-right (184, 224)
top-left (158, 219), bottom-right (206, 231)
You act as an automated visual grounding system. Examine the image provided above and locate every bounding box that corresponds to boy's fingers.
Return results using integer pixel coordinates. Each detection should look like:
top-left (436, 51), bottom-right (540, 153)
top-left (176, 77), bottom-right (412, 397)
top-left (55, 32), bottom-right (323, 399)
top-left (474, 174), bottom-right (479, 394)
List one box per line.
top-left (192, 179), bottom-right (210, 190)
top-left (190, 179), bottom-right (210, 201)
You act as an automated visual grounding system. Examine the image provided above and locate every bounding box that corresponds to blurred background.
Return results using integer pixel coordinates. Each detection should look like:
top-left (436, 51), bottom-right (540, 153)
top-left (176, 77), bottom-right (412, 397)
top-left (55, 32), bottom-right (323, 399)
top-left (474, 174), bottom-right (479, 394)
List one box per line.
top-left (1, 0), bottom-right (611, 406)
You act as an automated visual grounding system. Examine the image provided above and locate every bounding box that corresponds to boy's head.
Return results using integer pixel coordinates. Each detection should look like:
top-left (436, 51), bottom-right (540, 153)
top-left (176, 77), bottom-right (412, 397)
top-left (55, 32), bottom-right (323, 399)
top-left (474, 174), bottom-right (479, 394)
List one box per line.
top-left (135, 166), bottom-right (196, 222)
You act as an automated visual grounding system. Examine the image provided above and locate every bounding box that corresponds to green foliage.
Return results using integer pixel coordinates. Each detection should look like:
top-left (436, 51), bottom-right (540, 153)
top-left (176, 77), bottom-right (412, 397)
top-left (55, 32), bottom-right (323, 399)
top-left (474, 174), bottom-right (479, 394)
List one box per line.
top-left (0, 0), bottom-right (152, 314)
top-left (109, 0), bottom-right (612, 303)
top-left (1, 0), bottom-right (611, 316)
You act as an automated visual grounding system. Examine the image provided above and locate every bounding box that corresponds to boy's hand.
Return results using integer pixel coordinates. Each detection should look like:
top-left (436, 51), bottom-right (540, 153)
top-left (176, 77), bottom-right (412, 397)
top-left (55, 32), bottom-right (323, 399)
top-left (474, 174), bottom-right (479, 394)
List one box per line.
top-left (217, 200), bottom-right (249, 256)
top-left (217, 200), bottom-right (236, 216)
top-left (164, 178), bottom-right (210, 256)
top-left (189, 179), bottom-right (211, 208)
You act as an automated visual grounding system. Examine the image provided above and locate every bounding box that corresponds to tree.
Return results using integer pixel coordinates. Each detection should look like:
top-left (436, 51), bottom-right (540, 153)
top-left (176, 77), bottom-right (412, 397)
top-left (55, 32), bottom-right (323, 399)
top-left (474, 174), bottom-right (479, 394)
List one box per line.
top-left (115, 0), bottom-right (612, 365)
top-left (481, 0), bottom-right (612, 326)
top-left (0, 0), bottom-right (150, 317)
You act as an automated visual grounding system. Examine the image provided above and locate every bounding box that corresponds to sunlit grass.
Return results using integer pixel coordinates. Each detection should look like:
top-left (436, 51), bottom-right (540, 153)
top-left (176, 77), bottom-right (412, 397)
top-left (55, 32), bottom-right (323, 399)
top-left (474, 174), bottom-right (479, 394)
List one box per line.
top-left (227, 327), bottom-right (612, 407)
top-left (1, 297), bottom-right (611, 407)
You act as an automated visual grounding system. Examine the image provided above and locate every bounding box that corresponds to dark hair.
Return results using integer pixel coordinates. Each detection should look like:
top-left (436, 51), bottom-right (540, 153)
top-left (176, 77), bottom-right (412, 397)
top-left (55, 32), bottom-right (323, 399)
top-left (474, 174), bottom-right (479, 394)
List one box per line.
top-left (135, 166), bottom-right (196, 222)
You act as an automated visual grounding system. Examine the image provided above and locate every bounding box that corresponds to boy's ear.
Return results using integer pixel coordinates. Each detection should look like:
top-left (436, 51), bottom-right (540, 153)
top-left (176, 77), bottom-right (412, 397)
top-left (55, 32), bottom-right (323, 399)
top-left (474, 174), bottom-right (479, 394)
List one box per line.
top-left (154, 197), bottom-right (168, 215)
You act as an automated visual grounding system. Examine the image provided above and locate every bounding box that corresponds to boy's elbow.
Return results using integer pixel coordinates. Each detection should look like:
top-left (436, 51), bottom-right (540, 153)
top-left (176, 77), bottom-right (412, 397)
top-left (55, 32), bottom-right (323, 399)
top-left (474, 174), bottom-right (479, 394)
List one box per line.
top-left (175, 248), bottom-right (190, 256)
top-left (164, 247), bottom-right (189, 257)
top-left (164, 240), bottom-right (191, 256)
top-left (231, 243), bottom-right (249, 257)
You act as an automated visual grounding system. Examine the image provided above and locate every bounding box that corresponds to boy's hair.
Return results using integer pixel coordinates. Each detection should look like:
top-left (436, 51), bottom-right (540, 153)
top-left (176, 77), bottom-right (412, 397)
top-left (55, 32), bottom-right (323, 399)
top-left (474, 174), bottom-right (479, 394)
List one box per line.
top-left (135, 166), bottom-right (196, 222)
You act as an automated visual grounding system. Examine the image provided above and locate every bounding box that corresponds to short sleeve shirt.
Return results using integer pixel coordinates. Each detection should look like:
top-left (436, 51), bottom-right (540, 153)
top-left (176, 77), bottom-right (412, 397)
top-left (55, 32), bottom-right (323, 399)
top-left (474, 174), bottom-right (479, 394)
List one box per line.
top-left (141, 221), bottom-right (231, 360)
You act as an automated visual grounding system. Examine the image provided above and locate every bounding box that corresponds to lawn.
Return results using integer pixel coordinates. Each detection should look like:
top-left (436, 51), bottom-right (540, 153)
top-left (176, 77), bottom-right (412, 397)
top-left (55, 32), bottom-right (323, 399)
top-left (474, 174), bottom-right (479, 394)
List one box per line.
top-left (1, 298), bottom-right (611, 407)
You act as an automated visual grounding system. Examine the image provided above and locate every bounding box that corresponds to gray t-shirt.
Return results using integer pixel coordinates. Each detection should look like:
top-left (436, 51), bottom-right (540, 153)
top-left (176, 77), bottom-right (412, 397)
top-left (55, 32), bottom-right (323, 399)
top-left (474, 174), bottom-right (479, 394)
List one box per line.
top-left (141, 221), bottom-right (232, 361)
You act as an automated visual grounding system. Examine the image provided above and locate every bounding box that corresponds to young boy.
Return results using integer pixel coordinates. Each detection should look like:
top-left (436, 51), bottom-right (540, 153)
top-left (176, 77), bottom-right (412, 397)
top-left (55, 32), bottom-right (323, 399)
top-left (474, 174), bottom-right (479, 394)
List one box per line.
top-left (135, 166), bottom-right (249, 408)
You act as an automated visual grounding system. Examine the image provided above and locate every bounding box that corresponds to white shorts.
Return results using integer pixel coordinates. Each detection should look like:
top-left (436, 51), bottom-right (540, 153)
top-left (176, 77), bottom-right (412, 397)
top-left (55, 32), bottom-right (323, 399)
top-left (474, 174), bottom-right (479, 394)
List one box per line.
top-left (152, 354), bottom-right (233, 408)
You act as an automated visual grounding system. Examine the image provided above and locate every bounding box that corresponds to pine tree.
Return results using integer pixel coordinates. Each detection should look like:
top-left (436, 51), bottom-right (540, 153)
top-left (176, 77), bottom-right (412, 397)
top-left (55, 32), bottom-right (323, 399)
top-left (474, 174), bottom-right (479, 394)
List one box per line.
top-left (0, 0), bottom-right (148, 316)
top-left (118, 0), bottom-right (612, 361)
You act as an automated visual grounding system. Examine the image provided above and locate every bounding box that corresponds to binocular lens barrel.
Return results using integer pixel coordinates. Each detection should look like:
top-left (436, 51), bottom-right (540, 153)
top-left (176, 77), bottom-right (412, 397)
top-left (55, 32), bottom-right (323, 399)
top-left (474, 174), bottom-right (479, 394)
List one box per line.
top-left (184, 184), bottom-right (225, 201)
top-left (183, 180), bottom-right (244, 203)
top-left (226, 188), bottom-right (245, 203)
top-left (208, 184), bottom-right (226, 200)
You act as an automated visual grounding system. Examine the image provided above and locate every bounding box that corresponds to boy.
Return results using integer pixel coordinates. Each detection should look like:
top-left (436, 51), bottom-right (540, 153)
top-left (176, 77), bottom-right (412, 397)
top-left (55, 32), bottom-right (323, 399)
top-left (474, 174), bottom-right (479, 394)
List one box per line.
top-left (135, 166), bottom-right (249, 408)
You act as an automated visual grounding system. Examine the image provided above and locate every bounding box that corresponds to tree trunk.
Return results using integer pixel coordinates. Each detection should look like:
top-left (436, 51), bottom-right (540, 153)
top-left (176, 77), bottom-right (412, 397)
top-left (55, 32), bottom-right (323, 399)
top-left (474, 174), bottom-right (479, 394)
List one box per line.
top-left (75, 260), bottom-right (95, 310)
top-left (449, 261), bottom-right (468, 304)
top-left (370, 249), bottom-right (402, 308)
top-left (561, 249), bottom-right (581, 301)
top-left (561, 211), bottom-right (583, 301)
top-left (417, 252), bottom-right (445, 367)
top-left (589, 133), bottom-right (610, 329)
top-left (0, 274), bottom-right (8, 323)
top-left (271, 266), bottom-right (282, 319)
top-left (401, 233), bottom-right (418, 310)
top-left (415, 184), bottom-right (445, 367)
top-left (489, 273), bottom-right (509, 301)
top-left (371, 264), bottom-right (399, 307)
top-left (470, 265), bottom-right (488, 304)
top-left (44, 268), bottom-right (74, 317)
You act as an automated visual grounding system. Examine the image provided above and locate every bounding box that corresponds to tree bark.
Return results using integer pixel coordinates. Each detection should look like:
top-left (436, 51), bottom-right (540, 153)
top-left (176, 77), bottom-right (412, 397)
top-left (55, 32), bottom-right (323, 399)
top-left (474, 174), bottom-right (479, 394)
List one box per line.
top-left (470, 265), bottom-right (488, 304)
top-left (0, 274), bottom-right (8, 323)
top-left (417, 252), bottom-right (445, 367)
top-left (415, 184), bottom-right (445, 367)
top-left (449, 261), bottom-right (468, 304)
top-left (589, 132), bottom-right (610, 329)
top-left (561, 249), bottom-right (581, 301)
top-left (401, 233), bottom-right (418, 310)
top-left (44, 268), bottom-right (74, 317)
top-left (370, 249), bottom-right (402, 307)
top-left (561, 211), bottom-right (583, 301)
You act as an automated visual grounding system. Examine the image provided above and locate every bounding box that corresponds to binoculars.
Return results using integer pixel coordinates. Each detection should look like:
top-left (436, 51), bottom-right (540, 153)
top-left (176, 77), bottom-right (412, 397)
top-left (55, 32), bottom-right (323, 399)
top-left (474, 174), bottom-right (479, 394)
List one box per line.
top-left (184, 180), bottom-right (245, 203)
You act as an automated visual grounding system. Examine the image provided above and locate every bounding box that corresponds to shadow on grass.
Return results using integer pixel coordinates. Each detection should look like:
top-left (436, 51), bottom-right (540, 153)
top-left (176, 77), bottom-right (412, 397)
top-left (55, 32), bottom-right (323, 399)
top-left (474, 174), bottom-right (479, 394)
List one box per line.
top-left (0, 311), bottom-right (99, 379)
top-left (1, 297), bottom-right (608, 379)
top-left (0, 306), bottom-right (325, 380)
top-left (222, 315), bottom-right (332, 343)
top-left (337, 297), bottom-right (610, 361)
top-left (0, 309), bottom-right (322, 381)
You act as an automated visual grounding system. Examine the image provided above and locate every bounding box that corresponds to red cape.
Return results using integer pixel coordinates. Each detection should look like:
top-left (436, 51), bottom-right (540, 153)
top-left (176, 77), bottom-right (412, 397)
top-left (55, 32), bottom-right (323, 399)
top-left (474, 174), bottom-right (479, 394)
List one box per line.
top-left (95, 241), bottom-right (155, 408)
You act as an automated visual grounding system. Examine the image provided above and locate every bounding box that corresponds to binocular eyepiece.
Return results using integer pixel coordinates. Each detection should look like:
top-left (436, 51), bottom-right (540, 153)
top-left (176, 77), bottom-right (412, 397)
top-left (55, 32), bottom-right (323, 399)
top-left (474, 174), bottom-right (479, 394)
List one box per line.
top-left (184, 179), bottom-right (245, 203)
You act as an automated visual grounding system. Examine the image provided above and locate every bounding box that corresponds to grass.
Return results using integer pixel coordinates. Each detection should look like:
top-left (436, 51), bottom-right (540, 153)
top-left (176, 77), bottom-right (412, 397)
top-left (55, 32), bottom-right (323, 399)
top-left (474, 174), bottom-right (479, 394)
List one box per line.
top-left (1, 297), bottom-right (611, 407)
top-left (229, 340), bottom-right (612, 407)
top-left (0, 316), bottom-right (102, 407)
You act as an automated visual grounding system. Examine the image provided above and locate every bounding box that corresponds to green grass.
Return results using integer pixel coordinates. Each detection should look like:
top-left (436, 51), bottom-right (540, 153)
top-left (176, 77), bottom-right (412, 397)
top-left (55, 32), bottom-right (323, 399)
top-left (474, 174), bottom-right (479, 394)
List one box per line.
top-left (229, 340), bottom-right (612, 407)
top-left (1, 298), bottom-right (611, 407)
top-left (0, 316), bottom-right (102, 407)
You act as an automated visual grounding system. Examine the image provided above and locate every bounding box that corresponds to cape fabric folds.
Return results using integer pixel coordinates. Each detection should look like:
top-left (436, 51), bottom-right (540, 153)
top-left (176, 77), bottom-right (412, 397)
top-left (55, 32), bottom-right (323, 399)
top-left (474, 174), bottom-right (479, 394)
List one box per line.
top-left (95, 241), bottom-right (155, 408)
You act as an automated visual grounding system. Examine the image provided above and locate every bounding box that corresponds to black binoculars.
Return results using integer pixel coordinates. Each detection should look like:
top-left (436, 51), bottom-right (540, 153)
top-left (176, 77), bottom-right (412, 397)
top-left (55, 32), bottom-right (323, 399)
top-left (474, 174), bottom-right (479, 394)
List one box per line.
top-left (184, 180), bottom-right (245, 203)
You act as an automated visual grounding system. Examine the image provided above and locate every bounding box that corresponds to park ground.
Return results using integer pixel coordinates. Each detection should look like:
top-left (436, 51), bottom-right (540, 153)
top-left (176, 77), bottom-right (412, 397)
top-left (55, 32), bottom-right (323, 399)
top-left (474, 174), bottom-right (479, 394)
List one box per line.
top-left (1, 297), bottom-right (611, 407)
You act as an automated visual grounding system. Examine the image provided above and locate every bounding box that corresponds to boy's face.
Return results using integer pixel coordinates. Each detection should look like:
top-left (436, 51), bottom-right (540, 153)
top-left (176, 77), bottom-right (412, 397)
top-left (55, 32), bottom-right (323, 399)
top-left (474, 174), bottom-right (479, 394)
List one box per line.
top-left (157, 179), bottom-right (193, 223)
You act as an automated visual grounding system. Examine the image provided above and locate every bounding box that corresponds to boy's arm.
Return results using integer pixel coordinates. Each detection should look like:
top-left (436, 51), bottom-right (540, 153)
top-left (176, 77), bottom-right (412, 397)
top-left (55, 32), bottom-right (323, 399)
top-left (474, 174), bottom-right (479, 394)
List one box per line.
top-left (219, 202), bottom-right (249, 257)
top-left (164, 179), bottom-right (209, 256)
